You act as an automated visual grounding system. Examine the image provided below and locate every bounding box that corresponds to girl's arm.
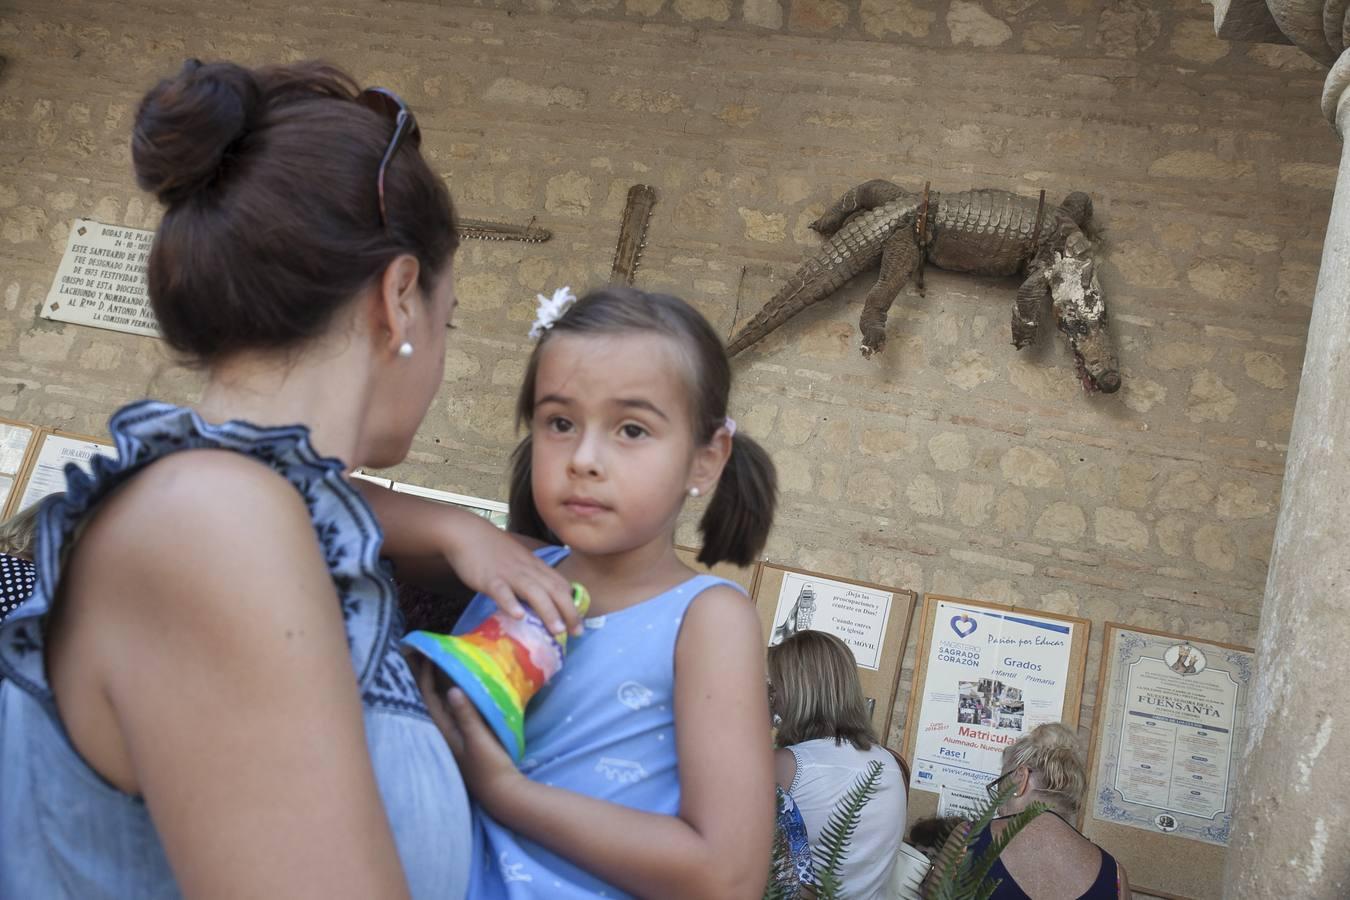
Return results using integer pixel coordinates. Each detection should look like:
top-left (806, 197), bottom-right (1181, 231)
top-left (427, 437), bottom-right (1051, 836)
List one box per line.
top-left (51, 452), bottom-right (410, 899)
top-left (432, 585), bottom-right (775, 900)
top-left (356, 481), bottom-right (579, 636)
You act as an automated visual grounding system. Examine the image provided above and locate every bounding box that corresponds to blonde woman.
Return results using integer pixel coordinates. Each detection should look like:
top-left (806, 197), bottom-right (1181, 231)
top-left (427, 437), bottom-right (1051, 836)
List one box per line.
top-left (931, 723), bottom-right (1131, 899)
top-left (0, 500), bottom-right (42, 624)
top-left (768, 630), bottom-right (908, 899)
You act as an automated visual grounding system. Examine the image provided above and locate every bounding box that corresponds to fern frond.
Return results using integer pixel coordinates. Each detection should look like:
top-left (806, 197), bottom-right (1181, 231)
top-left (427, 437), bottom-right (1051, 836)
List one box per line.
top-left (962, 800), bottom-right (1045, 891)
top-left (924, 779), bottom-right (1046, 900)
top-left (810, 759), bottom-right (884, 898)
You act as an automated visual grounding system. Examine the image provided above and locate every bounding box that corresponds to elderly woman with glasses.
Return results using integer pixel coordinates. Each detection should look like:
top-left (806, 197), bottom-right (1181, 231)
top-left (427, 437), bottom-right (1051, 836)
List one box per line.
top-left (0, 59), bottom-right (580, 899)
top-left (930, 723), bottom-right (1131, 899)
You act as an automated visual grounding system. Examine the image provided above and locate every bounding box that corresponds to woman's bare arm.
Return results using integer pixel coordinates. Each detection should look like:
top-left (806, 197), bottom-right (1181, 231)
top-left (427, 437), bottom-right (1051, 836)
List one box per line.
top-left (355, 481), bottom-right (577, 635)
top-left (50, 451), bottom-right (410, 899)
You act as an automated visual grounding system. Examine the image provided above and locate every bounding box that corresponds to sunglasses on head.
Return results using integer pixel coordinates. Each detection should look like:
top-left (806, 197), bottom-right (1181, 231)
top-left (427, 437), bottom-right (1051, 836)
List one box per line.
top-left (357, 87), bottom-right (422, 229)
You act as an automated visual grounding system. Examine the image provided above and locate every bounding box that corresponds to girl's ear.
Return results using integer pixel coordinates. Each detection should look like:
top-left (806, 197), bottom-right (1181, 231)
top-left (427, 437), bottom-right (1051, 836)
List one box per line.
top-left (372, 253), bottom-right (422, 355)
top-left (687, 425), bottom-right (732, 497)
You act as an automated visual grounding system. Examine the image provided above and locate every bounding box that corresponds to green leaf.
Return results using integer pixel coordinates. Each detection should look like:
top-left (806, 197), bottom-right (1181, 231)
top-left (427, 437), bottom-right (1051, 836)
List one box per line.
top-left (925, 780), bottom-right (1046, 900)
top-left (810, 759), bottom-right (885, 899)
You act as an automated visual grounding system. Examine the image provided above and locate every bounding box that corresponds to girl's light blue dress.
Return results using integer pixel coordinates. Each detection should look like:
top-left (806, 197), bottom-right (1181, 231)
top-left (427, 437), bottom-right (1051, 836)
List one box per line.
top-left (459, 545), bottom-right (741, 898)
top-left (0, 401), bottom-right (471, 899)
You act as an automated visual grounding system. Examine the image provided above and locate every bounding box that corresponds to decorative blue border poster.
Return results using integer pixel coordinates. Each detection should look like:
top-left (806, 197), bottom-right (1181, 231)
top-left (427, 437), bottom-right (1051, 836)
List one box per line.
top-left (1091, 627), bottom-right (1253, 847)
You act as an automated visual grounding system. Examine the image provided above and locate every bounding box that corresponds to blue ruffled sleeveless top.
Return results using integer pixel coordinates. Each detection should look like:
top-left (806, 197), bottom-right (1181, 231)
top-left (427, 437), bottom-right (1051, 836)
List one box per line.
top-left (0, 401), bottom-right (470, 899)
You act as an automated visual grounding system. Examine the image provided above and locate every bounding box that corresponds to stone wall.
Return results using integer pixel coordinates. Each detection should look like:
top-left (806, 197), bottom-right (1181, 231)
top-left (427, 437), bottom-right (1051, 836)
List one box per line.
top-left (0, 0), bottom-right (1336, 769)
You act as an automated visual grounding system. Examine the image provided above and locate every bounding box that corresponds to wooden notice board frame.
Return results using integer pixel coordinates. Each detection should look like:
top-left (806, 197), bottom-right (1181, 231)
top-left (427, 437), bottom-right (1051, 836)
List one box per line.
top-left (902, 593), bottom-right (1091, 825)
top-left (4, 428), bottom-right (115, 519)
top-left (751, 563), bottom-right (916, 742)
top-left (1082, 624), bottom-right (1254, 900)
top-left (0, 417), bottom-right (40, 520)
top-left (674, 544), bottom-right (762, 595)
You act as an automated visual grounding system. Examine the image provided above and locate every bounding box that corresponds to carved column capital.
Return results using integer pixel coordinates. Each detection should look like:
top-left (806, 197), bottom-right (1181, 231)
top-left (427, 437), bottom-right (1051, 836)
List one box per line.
top-left (1324, 49), bottom-right (1350, 132)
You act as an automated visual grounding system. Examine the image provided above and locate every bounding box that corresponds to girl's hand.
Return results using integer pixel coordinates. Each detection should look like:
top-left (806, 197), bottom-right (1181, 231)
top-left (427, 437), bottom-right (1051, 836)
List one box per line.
top-left (414, 658), bottom-right (526, 814)
top-left (443, 513), bottom-right (581, 637)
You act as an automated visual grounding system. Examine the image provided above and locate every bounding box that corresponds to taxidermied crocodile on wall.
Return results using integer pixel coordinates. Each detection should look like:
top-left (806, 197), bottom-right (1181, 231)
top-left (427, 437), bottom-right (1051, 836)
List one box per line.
top-left (726, 179), bottom-right (1121, 394)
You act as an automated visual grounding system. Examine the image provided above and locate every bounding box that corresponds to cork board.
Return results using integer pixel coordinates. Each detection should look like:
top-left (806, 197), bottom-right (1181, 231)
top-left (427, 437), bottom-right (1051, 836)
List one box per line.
top-left (752, 563), bottom-right (916, 742)
top-left (901, 594), bottom-right (1091, 825)
top-left (5, 428), bottom-right (115, 519)
top-left (1081, 624), bottom-right (1254, 900)
top-left (674, 544), bottom-right (761, 594)
top-left (0, 417), bottom-right (39, 520)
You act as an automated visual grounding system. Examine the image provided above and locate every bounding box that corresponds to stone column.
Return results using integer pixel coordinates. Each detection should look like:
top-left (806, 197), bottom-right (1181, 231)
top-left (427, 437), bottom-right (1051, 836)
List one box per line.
top-left (1222, 51), bottom-right (1350, 900)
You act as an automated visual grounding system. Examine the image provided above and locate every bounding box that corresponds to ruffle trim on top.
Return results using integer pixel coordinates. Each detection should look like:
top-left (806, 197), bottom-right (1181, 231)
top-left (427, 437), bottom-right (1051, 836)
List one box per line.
top-left (0, 400), bottom-right (394, 717)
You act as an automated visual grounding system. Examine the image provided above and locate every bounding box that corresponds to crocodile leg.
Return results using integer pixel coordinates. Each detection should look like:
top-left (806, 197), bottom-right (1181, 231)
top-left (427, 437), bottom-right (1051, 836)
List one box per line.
top-left (1012, 265), bottom-right (1049, 349)
top-left (858, 228), bottom-right (922, 358)
top-left (811, 180), bottom-right (908, 236)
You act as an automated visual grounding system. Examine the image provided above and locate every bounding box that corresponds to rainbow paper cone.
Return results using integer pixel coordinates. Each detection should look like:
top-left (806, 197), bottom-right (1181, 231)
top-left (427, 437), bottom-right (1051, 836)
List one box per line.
top-left (403, 583), bottom-right (590, 761)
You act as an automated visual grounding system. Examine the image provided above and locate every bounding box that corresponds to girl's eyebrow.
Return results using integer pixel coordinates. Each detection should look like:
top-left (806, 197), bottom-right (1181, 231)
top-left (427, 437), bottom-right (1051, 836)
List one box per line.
top-left (614, 398), bottom-right (669, 421)
top-left (535, 393), bottom-right (669, 422)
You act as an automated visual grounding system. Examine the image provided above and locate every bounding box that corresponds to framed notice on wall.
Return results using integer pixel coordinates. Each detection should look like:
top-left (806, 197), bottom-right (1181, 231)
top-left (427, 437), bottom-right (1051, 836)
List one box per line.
top-left (1082, 624), bottom-right (1254, 900)
top-left (752, 564), bottom-right (916, 741)
top-left (0, 418), bottom-right (39, 518)
top-left (5, 430), bottom-right (117, 519)
top-left (902, 594), bottom-right (1090, 824)
top-left (388, 480), bottom-right (510, 530)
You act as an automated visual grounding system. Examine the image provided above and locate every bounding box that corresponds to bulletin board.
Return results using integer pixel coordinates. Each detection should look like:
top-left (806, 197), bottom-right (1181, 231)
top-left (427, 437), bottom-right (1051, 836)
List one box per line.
top-left (902, 594), bottom-right (1090, 824)
top-left (0, 417), bottom-right (39, 519)
top-left (674, 544), bottom-right (761, 594)
top-left (1081, 624), bottom-right (1254, 900)
top-left (3, 428), bottom-right (115, 519)
top-left (752, 563), bottom-right (917, 742)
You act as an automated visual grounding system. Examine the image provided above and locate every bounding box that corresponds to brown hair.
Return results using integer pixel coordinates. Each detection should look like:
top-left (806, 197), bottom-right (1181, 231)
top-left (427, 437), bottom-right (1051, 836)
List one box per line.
top-left (507, 286), bottom-right (776, 567)
top-left (767, 630), bottom-right (877, 752)
top-left (133, 59), bottom-right (457, 362)
top-left (1001, 722), bottom-right (1087, 814)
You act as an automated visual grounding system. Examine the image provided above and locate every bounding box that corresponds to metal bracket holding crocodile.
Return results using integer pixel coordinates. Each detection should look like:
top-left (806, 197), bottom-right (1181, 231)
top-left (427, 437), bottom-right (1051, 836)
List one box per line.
top-left (726, 179), bottom-right (1120, 394)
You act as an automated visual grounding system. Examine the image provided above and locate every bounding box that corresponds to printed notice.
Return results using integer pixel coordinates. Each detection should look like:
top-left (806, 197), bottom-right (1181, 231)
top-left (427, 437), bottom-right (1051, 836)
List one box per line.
top-left (910, 600), bottom-right (1075, 797)
top-left (1092, 629), bottom-right (1252, 846)
top-left (0, 421), bottom-right (36, 515)
top-left (42, 219), bottom-right (160, 337)
top-left (768, 572), bottom-right (892, 670)
top-left (15, 434), bottom-right (117, 513)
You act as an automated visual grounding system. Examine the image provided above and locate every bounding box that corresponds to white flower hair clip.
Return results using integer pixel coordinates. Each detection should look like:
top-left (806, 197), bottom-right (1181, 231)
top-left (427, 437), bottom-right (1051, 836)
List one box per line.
top-left (529, 286), bottom-right (578, 340)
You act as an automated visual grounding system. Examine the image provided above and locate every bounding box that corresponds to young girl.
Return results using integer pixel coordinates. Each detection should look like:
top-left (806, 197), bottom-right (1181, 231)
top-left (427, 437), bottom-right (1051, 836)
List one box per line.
top-left (420, 286), bottom-right (780, 898)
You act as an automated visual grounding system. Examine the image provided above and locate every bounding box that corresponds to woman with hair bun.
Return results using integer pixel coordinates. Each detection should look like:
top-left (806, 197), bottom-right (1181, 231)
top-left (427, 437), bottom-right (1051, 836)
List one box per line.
top-left (931, 723), bottom-right (1131, 899)
top-left (0, 59), bottom-right (579, 898)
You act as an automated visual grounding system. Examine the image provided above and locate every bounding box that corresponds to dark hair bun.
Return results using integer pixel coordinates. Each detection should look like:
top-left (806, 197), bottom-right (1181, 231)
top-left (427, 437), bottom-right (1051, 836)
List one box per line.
top-left (133, 59), bottom-right (262, 205)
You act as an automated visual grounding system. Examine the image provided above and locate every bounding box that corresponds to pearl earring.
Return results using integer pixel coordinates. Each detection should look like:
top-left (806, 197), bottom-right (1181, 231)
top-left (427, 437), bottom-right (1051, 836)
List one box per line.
top-left (688, 487), bottom-right (701, 498)
top-left (397, 342), bottom-right (414, 358)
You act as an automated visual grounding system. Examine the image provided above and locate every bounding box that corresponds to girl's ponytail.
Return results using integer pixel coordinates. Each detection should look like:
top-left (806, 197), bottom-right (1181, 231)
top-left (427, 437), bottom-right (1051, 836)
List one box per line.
top-left (698, 432), bottom-right (777, 568)
top-left (507, 434), bottom-right (556, 544)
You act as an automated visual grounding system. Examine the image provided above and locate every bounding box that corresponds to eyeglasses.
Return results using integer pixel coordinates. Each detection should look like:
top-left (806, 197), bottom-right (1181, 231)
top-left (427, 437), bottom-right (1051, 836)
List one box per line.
top-left (357, 87), bottom-right (422, 229)
top-left (986, 767), bottom-right (1027, 801)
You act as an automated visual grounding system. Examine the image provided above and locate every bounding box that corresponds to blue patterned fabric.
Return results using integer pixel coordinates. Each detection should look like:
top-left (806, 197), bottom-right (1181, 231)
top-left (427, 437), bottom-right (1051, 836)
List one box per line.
top-left (772, 786), bottom-right (816, 896)
top-left (0, 401), bottom-right (470, 899)
top-left (459, 546), bottom-right (742, 898)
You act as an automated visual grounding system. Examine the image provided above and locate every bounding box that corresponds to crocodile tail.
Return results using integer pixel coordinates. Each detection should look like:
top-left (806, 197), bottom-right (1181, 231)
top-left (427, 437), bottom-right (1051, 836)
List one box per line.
top-left (726, 254), bottom-right (856, 355)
